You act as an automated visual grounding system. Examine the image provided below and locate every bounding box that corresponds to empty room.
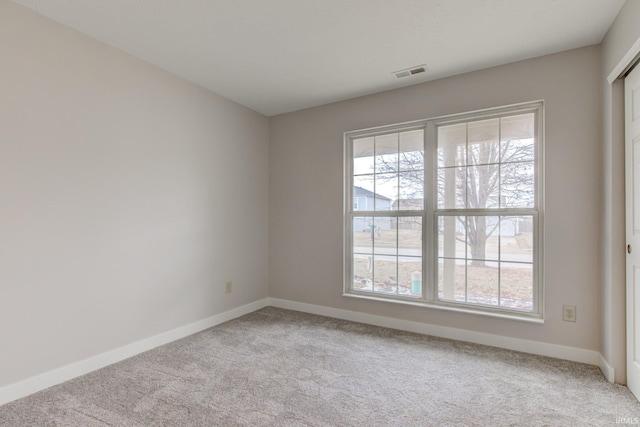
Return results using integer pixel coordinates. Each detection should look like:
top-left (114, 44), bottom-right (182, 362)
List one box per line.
top-left (2, 0), bottom-right (640, 425)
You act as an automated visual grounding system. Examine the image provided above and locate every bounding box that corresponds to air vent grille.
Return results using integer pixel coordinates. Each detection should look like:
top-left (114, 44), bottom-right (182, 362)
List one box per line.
top-left (393, 64), bottom-right (428, 79)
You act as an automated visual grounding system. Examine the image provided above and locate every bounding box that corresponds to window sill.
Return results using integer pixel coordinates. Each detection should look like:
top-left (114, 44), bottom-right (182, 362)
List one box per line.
top-left (342, 291), bottom-right (544, 324)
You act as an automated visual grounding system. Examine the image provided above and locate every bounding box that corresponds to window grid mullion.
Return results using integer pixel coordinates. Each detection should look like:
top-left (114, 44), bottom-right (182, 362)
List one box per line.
top-left (465, 123), bottom-right (469, 304)
top-left (425, 122), bottom-right (435, 302)
top-left (395, 218), bottom-right (399, 297)
top-left (372, 217), bottom-right (376, 294)
top-left (465, 123), bottom-right (469, 209)
top-left (464, 216), bottom-right (468, 304)
top-left (373, 135), bottom-right (377, 211)
top-left (498, 215), bottom-right (502, 307)
top-left (498, 118), bottom-right (502, 307)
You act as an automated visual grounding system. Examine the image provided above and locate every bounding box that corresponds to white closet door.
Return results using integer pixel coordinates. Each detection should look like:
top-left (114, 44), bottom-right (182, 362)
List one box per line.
top-left (625, 62), bottom-right (640, 399)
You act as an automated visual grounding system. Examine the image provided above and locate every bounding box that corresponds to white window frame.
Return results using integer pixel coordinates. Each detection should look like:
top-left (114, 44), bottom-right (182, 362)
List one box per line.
top-left (343, 101), bottom-right (544, 321)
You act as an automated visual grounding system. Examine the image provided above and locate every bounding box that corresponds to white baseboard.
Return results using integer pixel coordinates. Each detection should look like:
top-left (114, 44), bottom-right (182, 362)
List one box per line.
top-left (0, 298), bottom-right (269, 406)
top-left (0, 296), bottom-right (613, 406)
top-left (269, 298), bottom-right (602, 367)
top-left (599, 354), bottom-right (616, 383)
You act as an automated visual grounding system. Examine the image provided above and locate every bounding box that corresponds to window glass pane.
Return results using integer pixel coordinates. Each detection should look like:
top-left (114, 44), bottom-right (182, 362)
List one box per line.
top-left (466, 216), bottom-right (500, 262)
top-left (502, 139), bottom-right (535, 164)
top-left (501, 114), bottom-right (535, 163)
top-left (438, 167), bottom-right (465, 209)
top-left (352, 254), bottom-right (373, 292)
top-left (375, 133), bottom-right (398, 173)
top-left (373, 255), bottom-right (397, 294)
top-left (398, 171), bottom-right (424, 210)
top-left (398, 216), bottom-right (422, 297)
top-left (372, 217), bottom-right (395, 255)
top-left (500, 262), bottom-right (533, 311)
top-left (374, 173), bottom-right (396, 210)
top-left (398, 217), bottom-right (421, 256)
top-left (354, 175), bottom-right (374, 211)
top-left (467, 261), bottom-right (499, 306)
top-left (399, 129), bottom-right (424, 171)
top-left (438, 215), bottom-right (465, 302)
top-left (438, 258), bottom-right (465, 302)
top-left (353, 217), bottom-right (373, 254)
top-left (353, 137), bottom-right (375, 175)
top-left (438, 123), bottom-right (466, 167)
top-left (468, 118), bottom-right (499, 166)
top-left (438, 216), bottom-right (466, 259)
top-left (500, 216), bottom-right (533, 263)
top-left (466, 164), bottom-right (499, 208)
top-left (501, 162), bottom-right (534, 208)
top-left (398, 258), bottom-right (422, 298)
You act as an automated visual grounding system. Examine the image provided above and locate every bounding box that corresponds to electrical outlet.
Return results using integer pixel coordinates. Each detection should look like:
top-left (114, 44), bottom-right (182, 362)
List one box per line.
top-left (225, 281), bottom-right (233, 294)
top-left (563, 305), bottom-right (576, 322)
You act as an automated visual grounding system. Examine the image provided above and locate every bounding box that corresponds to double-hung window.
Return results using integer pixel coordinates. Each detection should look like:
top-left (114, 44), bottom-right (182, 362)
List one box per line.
top-left (344, 102), bottom-right (543, 319)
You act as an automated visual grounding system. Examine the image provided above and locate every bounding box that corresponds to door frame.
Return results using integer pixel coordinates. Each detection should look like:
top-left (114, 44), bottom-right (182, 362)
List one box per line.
top-left (612, 38), bottom-right (640, 384)
top-left (606, 36), bottom-right (640, 386)
top-left (625, 64), bottom-right (640, 400)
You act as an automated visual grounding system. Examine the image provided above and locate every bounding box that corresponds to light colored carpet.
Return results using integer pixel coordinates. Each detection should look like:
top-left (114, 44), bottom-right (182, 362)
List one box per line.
top-left (1, 307), bottom-right (639, 426)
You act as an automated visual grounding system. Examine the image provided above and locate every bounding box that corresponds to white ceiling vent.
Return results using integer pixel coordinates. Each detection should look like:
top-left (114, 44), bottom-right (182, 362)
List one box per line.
top-left (393, 65), bottom-right (428, 79)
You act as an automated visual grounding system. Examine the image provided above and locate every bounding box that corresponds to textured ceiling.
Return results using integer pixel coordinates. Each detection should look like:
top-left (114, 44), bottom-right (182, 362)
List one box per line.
top-left (11, 0), bottom-right (626, 116)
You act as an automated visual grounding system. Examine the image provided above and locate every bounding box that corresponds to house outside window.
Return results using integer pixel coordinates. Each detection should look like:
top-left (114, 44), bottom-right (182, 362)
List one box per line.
top-left (344, 101), bottom-right (543, 319)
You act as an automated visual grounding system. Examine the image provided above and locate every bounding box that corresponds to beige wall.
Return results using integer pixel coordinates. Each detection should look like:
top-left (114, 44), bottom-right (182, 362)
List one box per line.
top-left (270, 45), bottom-right (602, 351)
top-left (2, 0), bottom-right (633, 393)
top-left (603, 0), bottom-right (640, 77)
top-left (0, 1), bottom-right (269, 387)
top-left (600, 0), bottom-right (640, 384)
